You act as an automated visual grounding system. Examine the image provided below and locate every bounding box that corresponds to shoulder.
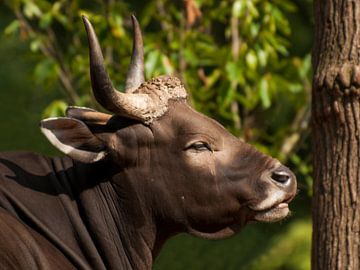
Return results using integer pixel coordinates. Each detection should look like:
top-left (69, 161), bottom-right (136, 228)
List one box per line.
top-left (0, 208), bottom-right (75, 270)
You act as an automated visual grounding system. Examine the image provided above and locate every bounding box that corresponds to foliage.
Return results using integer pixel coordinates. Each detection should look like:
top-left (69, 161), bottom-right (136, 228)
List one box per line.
top-left (0, 23), bottom-right (59, 154)
top-left (250, 219), bottom-right (311, 270)
top-left (154, 219), bottom-right (311, 270)
top-left (2, 0), bottom-right (313, 269)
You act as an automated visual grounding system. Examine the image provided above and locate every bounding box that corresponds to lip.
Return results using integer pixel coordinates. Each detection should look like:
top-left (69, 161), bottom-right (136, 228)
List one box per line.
top-left (248, 190), bottom-right (296, 210)
top-left (247, 190), bottom-right (296, 223)
top-left (250, 203), bottom-right (290, 223)
top-left (275, 202), bottom-right (289, 209)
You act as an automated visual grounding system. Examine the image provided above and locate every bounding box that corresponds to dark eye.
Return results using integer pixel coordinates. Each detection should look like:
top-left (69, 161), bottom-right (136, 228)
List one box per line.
top-left (187, 141), bottom-right (212, 152)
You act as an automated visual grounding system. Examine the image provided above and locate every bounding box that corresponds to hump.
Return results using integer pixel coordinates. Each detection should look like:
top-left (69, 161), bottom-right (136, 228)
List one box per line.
top-left (0, 151), bottom-right (54, 177)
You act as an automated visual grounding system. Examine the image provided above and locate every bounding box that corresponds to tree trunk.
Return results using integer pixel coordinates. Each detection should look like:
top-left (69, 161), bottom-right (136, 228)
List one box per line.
top-left (312, 0), bottom-right (360, 269)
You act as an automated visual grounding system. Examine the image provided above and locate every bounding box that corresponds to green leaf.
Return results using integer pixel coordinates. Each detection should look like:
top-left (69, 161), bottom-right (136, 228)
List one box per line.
top-left (52, 2), bottom-right (62, 13)
top-left (298, 54), bottom-right (312, 79)
top-left (276, 44), bottom-right (289, 55)
top-left (247, 0), bottom-right (259, 18)
top-left (42, 100), bottom-right (68, 118)
top-left (225, 61), bottom-right (242, 84)
top-left (23, 2), bottom-right (42, 19)
top-left (206, 69), bottom-right (222, 88)
top-left (245, 50), bottom-right (258, 70)
top-left (232, 0), bottom-right (245, 18)
top-left (289, 83), bottom-right (303, 93)
top-left (257, 49), bottom-right (268, 67)
top-left (259, 77), bottom-right (271, 108)
top-left (161, 55), bottom-right (174, 75)
top-left (30, 38), bottom-right (42, 52)
top-left (110, 15), bottom-right (124, 38)
top-left (39, 12), bottom-right (53, 29)
top-left (145, 50), bottom-right (160, 78)
top-left (4, 20), bottom-right (20, 35)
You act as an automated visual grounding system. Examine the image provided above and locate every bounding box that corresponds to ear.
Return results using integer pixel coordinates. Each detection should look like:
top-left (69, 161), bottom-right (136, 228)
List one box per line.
top-left (66, 106), bottom-right (112, 125)
top-left (40, 117), bottom-right (107, 163)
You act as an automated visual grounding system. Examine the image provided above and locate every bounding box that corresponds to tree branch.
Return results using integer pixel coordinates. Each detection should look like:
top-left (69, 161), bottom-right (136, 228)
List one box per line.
top-left (14, 9), bottom-right (79, 104)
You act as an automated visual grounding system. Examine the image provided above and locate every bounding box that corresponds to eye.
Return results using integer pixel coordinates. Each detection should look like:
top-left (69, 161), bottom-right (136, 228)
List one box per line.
top-left (187, 141), bottom-right (212, 152)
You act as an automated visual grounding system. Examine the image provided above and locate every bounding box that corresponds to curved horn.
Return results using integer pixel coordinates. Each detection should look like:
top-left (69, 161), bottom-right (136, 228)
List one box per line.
top-left (82, 15), bottom-right (120, 113)
top-left (125, 15), bottom-right (145, 92)
top-left (82, 16), bottom-right (152, 121)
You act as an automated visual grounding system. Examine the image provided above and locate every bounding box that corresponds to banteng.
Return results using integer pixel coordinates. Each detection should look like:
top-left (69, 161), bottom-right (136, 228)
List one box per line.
top-left (0, 16), bottom-right (297, 270)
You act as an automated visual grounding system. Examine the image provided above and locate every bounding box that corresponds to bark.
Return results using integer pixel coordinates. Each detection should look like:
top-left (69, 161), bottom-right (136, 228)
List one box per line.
top-left (312, 0), bottom-right (360, 269)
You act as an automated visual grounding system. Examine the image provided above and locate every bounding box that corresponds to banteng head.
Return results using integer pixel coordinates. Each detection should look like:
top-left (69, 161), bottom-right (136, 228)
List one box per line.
top-left (40, 16), bottom-right (297, 241)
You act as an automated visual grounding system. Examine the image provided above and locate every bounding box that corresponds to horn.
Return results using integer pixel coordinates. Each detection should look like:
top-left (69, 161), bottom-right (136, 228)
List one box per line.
top-left (82, 15), bottom-right (152, 121)
top-left (125, 15), bottom-right (145, 92)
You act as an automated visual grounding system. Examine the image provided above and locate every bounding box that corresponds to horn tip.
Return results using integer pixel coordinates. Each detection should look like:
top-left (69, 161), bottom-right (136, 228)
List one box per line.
top-left (82, 15), bottom-right (94, 36)
top-left (82, 15), bottom-right (91, 28)
top-left (131, 14), bottom-right (139, 26)
top-left (82, 15), bottom-right (88, 22)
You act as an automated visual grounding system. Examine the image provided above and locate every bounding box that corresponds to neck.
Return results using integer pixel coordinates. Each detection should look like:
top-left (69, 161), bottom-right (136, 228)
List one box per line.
top-left (72, 159), bottom-right (170, 270)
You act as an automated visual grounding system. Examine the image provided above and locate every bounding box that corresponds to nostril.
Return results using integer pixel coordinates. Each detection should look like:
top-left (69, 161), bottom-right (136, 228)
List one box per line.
top-left (271, 170), bottom-right (291, 184)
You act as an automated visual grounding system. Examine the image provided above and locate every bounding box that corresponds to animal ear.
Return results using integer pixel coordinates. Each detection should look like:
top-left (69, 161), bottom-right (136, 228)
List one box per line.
top-left (66, 106), bottom-right (112, 125)
top-left (40, 117), bottom-right (107, 163)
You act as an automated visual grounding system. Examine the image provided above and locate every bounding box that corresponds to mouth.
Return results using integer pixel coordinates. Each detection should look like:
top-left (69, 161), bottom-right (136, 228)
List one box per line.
top-left (248, 193), bottom-right (294, 223)
top-left (251, 202), bottom-right (290, 222)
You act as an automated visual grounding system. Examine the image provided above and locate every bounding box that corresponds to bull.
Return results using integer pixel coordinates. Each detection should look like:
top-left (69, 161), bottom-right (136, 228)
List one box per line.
top-left (0, 15), bottom-right (297, 269)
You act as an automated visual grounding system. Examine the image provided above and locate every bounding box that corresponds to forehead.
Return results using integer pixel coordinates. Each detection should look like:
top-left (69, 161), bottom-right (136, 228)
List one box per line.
top-left (156, 101), bottom-right (234, 139)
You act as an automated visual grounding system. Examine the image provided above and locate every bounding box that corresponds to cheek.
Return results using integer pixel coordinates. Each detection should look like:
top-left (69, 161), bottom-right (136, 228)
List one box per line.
top-left (181, 152), bottom-right (240, 212)
top-left (183, 151), bottom-right (217, 184)
top-left (184, 151), bottom-right (213, 167)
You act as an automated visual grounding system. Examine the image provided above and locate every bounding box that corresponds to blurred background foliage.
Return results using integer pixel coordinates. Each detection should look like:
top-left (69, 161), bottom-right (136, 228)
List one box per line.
top-left (1, 0), bottom-right (313, 269)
